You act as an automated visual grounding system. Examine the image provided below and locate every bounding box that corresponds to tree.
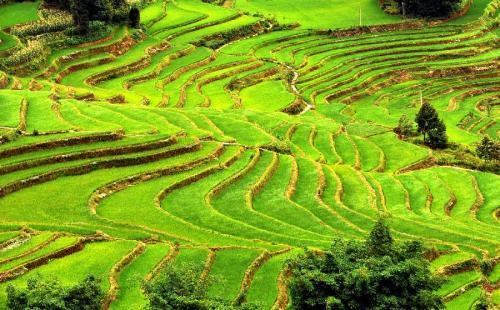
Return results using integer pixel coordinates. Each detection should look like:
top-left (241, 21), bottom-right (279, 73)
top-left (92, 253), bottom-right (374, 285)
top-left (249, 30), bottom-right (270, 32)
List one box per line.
top-left (129, 7), bottom-right (140, 28)
top-left (476, 136), bottom-right (499, 161)
top-left (6, 275), bottom-right (103, 310)
top-left (416, 102), bottom-right (439, 142)
top-left (427, 119), bottom-right (447, 149)
top-left (70, 0), bottom-right (90, 35)
top-left (367, 218), bottom-right (393, 256)
top-left (288, 219), bottom-right (444, 310)
top-left (395, 114), bottom-right (414, 137)
top-left (398, 0), bottom-right (460, 18)
top-left (64, 275), bottom-right (104, 310)
top-left (416, 102), bottom-right (447, 148)
top-left (48, 0), bottom-right (131, 35)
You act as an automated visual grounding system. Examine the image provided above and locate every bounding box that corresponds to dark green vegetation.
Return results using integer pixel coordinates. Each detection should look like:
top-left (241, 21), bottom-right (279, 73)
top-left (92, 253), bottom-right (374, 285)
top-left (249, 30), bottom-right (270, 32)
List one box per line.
top-left (0, 0), bottom-right (498, 308)
top-left (289, 220), bottom-right (443, 309)
top-left (7, 275), bottom-right (103, 310)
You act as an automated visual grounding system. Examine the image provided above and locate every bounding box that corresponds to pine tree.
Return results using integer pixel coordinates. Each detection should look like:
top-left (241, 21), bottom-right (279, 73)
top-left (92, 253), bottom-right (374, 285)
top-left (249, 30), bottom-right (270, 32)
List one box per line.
top-left (367, 218), bottom-right (393, 256)
top-left (476, 136), bottom-right (499, 160)
top-left (427, 119), bottom-right (447, 149)
top-left (415, 102), bottom-right (439, 143)
top-left (129, 7), bottom-right (140, 28)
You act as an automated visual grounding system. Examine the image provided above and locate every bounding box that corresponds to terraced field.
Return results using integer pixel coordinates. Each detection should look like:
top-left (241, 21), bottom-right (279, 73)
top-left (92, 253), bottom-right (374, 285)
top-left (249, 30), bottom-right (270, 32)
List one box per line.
top-left (0, 0), bottom-right (498, 308)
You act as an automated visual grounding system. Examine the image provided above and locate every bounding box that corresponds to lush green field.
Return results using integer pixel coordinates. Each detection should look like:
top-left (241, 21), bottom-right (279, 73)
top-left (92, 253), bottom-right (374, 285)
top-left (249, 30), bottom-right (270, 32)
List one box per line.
top-left (0, 0), bottom-right (498, 308)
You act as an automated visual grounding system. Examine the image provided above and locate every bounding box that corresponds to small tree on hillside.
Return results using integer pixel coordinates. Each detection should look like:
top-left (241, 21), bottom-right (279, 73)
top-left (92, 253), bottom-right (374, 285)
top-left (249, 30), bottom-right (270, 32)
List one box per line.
top-left (416, 102), bottom-right (447, 148)
top-left (427, 119), bottom-right (447, 149)
top-left (398, 0), bottom-right (460, 18)
top-left (476, 136), bottom-right (500, 161)
top-left (288, 219), bottom-right (444, 309)
top-left (395, 114), bottom-right (414, 137)
top-left (416, 102), bottom-right (439, 141)
top-left (6, 275), bottom-right (103, 310)
top-left (129, 7), bottom-right (140, 28)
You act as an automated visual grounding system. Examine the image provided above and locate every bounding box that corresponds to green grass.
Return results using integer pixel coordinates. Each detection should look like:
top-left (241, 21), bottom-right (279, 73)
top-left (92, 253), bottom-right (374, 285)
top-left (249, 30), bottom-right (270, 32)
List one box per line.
top-left (110, 243), bottom-right (170, 310)
top-left (233, 0), bottom-right (401, 29)
top-left (0, 1), bottom-right (40, 29)
top-left (0, 0), bottom-right (498, 307)
top-left (445, 287), bottom-right (482, 310)
top-left (240, 80), bottom-right (295, 111)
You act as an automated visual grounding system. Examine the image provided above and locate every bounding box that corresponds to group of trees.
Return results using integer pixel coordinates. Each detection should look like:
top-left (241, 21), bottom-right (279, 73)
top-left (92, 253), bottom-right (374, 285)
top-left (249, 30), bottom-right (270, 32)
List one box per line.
top-left (288, 219), bottom-right (444, 309)
top-left (396, 0), bottom-right (461, 18)
top-left (415, 102), bottom-right (448, 149)
top-left (395, 102), bottom-right (448, 149)
top-left (44, 0), bottom-right (139, 34)
top-left (6, 275), bottom-right (103, 310)
top-left (12, 221), bottom-right (496, 309)
top-left (476, 136), bottom-right (500, 161)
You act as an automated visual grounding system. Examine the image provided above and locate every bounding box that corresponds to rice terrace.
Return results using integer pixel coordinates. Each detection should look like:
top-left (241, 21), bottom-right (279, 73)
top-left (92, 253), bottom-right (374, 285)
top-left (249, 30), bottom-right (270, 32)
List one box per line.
top-left (0, 0), bottom-right (498, 308)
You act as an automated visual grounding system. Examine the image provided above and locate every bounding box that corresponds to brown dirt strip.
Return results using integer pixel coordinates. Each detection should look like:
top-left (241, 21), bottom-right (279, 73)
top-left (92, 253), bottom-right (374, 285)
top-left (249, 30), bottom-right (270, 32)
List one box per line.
top-left (0, 140), bottom-right (201, 199)
top-left (0, 135), bottom-right (177, 175)
top-left (199, 248), bottom-right (217, 284)
top-left (144, 243), bottom-right (179, 281)
top-left (271, 265), bottom-right (292, 310)
top-left (103, 242), bottom-right (146, 310)
top-left (0, 132), bottom-right (123, 158)
top-left (0, 233), bottom-right (62, 266)
top-left (17, 98), bottom-right (28, 133)
top-left (234, 247), bottom-right (291, 305)
top-left (0, 236), bottom-right (107, 283)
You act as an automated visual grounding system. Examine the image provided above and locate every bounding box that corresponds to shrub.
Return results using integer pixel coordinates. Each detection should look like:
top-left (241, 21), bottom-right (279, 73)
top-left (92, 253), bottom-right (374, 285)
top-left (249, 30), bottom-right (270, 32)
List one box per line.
top-left (396, 0), bottom-right (461, 18)
top-left (6, 275), bottom-right (104, 310)
top-left (476, 136), bottom-right (499, 161)
top-left (11, 8), bottom-right (73, 37)
top-left (395, 114), bottom-right (414, 137)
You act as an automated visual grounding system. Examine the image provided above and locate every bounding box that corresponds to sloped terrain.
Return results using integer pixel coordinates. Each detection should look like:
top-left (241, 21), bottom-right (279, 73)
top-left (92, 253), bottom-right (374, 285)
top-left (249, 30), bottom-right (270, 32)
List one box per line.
top-left (0, 0), bottom-right (498, 308)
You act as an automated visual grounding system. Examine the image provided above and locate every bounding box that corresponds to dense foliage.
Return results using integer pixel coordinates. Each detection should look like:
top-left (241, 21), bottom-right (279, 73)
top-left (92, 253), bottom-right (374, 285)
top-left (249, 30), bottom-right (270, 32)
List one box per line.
top-left (288, 220), bottom-right (444, 309)
top-left (476, 136), bottom-right (500, 161)
top-left (6, 275), bottom-right (104, 310)
top-left (397, 0), bottom-right (461, 18)
top-left (416, 102), bottom-right (448, 149)
top-left (44, 0), bottom-right (130, 34)
top-left (395, 114), bottom-right (414, 137)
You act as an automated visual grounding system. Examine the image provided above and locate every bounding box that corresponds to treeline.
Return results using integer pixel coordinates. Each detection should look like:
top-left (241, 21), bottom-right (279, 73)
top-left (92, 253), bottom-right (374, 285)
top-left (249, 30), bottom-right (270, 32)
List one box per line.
top-left (44, 0), bottom-right (139, 34)
top-left (382, 0), bottom-right (461, 18)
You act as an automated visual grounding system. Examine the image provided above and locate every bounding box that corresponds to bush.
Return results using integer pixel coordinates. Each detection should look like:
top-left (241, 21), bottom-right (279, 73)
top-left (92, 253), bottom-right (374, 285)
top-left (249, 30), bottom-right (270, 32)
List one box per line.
top-left (6, 275), bottom-right (104, 310)
top-left (476, 136), bottom-right (499, 161)
top-left (11, 8), bottom-right (73, 37)
top-left (394, 114), bottom-right (414, 137)
top-left (396, 0), bottom-right (461, 18)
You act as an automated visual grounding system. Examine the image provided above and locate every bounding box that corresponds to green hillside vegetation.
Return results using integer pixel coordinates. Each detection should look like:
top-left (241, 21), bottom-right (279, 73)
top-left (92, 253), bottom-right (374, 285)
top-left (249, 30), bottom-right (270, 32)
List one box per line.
top-left (0, 0), bottom-right (498, 308)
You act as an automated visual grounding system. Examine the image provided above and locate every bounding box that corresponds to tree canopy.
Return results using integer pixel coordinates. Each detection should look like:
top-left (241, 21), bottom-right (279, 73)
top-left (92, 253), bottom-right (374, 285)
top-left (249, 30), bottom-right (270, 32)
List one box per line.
top-left (416, 102), bottom-right (447, 149)
top-left (288, 219), bottom-right (444, 309)
top-left (6, 275), bottom-right (103, 310)
top-left (398, 0), bottom-right (461, 18)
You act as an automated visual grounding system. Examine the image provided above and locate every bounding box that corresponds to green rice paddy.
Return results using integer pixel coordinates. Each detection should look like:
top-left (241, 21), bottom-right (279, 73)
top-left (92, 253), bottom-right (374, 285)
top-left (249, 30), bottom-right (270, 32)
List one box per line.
top-left (0, 0), bottom-right (498, 308)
